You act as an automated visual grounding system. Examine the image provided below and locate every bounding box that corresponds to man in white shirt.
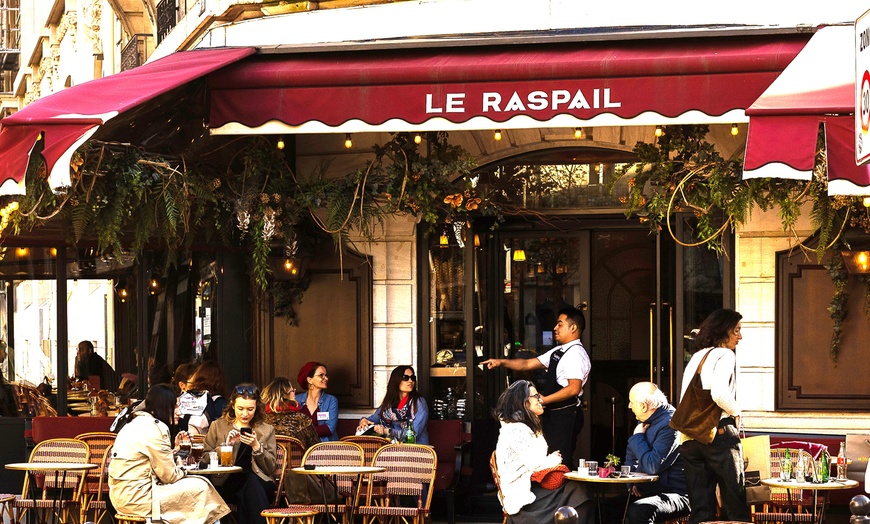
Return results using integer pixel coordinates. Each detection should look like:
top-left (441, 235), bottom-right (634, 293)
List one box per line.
top-left (483, 306), bottom-right (591, 467)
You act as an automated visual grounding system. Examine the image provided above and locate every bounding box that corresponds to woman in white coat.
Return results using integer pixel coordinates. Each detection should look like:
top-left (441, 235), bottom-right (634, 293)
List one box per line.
top-left (495, 379), bottom-right (593, 524)
top-left (109, 384), bottom-right (229, 523)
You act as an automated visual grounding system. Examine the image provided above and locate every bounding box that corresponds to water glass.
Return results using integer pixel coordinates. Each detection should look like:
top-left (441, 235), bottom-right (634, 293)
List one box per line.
top-left (577, 459), bottom-right (586, 471)
top-left (621, 465), bottom-right (631, 477)
top-left (208, 451), bottom-right (219, 469)
top-left (586, 461), bottom-right (598, 475)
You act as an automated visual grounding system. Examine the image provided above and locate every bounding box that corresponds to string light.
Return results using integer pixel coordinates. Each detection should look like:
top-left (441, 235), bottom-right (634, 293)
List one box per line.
top-left (344, 134), bottom-right (353, 149)
top-left (654, 126), bottom-right (664, 137)
top-left (414, 134), bottom-right (423, 145)
top-left (277, 136), bottom-right (285, 150)
top-left (493, 129), bottom-right (502, 141)
top-left (574, 127), bottom-right (583, 139)
top-left (863, 196), bottom-right (870, 208)
top-left (730, 124), bottom-right (739, 136)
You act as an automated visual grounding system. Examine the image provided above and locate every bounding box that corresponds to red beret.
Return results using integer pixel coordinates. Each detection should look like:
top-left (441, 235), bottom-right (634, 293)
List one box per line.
top-left (298, 361), bottom-right (320, 390)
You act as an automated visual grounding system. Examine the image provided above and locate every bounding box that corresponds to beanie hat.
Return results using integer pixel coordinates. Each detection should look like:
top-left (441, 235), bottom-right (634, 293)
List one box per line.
top-left (298, 361), bottom-right (320, 390)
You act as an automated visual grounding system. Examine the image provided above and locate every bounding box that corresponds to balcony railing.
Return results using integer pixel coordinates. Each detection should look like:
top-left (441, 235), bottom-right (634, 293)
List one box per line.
top-left (156, 0), bottom-right (177, 44)
top-left (120, 34), bottom-right (150, 71)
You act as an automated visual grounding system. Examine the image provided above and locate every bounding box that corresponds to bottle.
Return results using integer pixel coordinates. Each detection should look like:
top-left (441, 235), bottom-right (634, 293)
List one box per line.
top-left (819, 450), bottom-right (829, 482)
top-left (405, 423), bottom-right (416, 444)
top-left (837, 442), bottom-right (847, 480)
top-left (782, 448), bottom-right (792, 480)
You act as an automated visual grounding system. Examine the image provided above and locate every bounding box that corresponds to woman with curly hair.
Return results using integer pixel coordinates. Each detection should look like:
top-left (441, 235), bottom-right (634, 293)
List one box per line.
top-left (494, 379), bottom-right (592, 524)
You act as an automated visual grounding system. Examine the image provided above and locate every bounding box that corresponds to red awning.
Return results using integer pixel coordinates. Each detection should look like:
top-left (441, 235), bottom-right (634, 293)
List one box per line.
top-left (0, 47), bottom-right (255, 195)
top-left (743, 25), bottom-right (870, 195)
top-left (207, 35), bottom-right (809, 135)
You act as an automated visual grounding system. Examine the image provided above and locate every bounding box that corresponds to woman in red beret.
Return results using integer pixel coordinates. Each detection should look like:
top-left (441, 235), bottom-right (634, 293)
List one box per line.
top-left (295, 361), bottom-right (339, 442)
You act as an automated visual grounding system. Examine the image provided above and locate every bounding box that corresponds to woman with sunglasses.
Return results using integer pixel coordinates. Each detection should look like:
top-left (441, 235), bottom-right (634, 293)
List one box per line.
top-left (357, 365), bottom-right (429, 444)
top-left (204, 383), bottom-right (277, 524)
top-left (296, 361), bottom-right (339, 441)
top-left (494, 380), bottom-right (592, 524)
top-left (109, 384), bottom-right (230, 524)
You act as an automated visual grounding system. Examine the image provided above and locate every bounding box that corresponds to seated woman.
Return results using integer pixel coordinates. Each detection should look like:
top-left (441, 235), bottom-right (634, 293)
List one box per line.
top-left (109, 384), bottom-right (229, 524)
top-left (495, 379), bottom-right (593, 524)
top-left (183, 360), bottom-right (229, 435)
top-left (261, 377), bottom-right (320, 503)
top-left (357, 365), bottom-right (429, 444)
top-left (296, 361), bottom-right (339, 441)
top-left (205, 383), bottom-right (277, 524)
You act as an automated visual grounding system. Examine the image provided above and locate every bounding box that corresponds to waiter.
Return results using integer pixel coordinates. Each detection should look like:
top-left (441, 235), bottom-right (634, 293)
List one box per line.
top-left (483, 306), bottom-right (591, 467)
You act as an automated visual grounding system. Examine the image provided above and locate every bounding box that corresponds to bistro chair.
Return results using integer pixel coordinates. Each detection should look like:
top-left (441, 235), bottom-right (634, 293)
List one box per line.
top-left (279, 441), bottom-right (366, 523)
top-left (489, 451), bottom-right (507, 524)
top-left (275, 435), bottom-right (308, 506)
top-left (753, 448), bottom-right (819, 523)
top-left (12, 437), bottom-right (91, 524)
top-left (339, 435), bottom-right (391, 506)
top-left (272, 442), bottom-right (289, 508)
top-left (84, 445), bottom-right (115, 524)
top-left (356, 443), bottom-right (437, 524)
top-left (74, 431), bottom-right (117, 523)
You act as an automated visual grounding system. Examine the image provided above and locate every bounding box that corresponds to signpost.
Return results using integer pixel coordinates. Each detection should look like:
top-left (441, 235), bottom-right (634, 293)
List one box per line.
top-left (856, 9), bottom-right (870, 165)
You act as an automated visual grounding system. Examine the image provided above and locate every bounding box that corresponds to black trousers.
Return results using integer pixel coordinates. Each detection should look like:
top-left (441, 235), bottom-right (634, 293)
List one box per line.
top-left (679, 418), bottom-right (750, 524)
top-left (541, 404), bottom-right (582, 468)
top-left (220, 470), bottom-right (276, 524)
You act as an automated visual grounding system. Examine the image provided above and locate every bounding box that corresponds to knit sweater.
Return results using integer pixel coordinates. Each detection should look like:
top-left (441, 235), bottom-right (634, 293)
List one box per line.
top-left (495, 420), bottom-right (562, 515)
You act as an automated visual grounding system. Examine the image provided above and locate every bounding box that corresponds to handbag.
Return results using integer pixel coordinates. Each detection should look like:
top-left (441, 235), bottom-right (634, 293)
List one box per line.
top-left (741, 434), bottom-right (772, 504)
top-left (530, 464), bottom-right (569, 490)
top-left (669, 349), bottom-right (720, 444)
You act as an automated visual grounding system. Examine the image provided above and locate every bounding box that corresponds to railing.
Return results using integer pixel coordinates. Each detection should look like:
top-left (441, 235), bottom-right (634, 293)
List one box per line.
top-left (0, 0), bottom-right (20, 72)
top-left (120, 34), bottom-right (149, 71)
top-left (156, 0), bottom-right (177, 44)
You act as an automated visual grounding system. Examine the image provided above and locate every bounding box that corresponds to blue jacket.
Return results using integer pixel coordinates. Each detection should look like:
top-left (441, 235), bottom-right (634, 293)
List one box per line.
top-left (625, 404), bottom-right (687, 496)
top-left (365, 397), bottom-right (429, 445)
top-left (296, 392), bottom-right (339, 441)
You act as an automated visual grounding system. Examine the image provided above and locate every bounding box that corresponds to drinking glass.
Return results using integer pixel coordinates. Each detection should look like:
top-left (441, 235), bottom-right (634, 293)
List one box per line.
top-left (220, 444), bottom-right (233, 467)
top-left (178, 434), bottom-right (192, 465)
top-left (586, 461), bottom-right (598, 475)
top-left (191, 443), bottom-right (204, 467)
top-left (620, 466), bottom-right (631, 478)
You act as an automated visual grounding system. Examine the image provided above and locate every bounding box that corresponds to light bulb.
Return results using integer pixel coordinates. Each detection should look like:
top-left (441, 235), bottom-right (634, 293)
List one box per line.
top-left (344, 134), bottom-right (353, 149)
top-left (494, 130), bottom-right (502, 141)
top-left (574, 127), bottom-right (583, 139)
top-left (654, 126), bottom-right (664, 137)
top-left (730, 124), bottom-right (739, 136)
top-left (414, 134), bottom-right (423, 144)
top-left (277, 136), bottom-right (285, 150)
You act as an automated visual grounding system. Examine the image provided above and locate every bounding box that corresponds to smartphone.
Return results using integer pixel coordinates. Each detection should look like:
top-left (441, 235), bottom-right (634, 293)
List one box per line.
top-left (240, 427), bottom-right (253, 435)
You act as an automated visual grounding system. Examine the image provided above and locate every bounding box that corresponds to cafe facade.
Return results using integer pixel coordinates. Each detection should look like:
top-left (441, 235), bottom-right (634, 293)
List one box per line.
top-left (1, 0), bottom-right (870, 488)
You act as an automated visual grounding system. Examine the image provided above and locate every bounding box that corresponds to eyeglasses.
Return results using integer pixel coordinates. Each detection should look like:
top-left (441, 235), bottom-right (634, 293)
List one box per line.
top-left (401, 374), bottom-right (417, 382)
top-left (315, 373), bottom-right (328, 379)
top-left (234, 385), bottom-right (259, 396)
top-left (529, 393), bottom-right (543, 402)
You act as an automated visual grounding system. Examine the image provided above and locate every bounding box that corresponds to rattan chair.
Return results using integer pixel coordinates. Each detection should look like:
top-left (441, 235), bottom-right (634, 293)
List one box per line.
top-left (753, 448), bottom-right (819, 523)
top-left (339, 436), bottom-right (390, 467)
top-left (272, 442), bottom-right (289, 507)
top-left (12, 437), bottom-right (90, 524)
top-left (84, 444), bottom-right (115, 524)
top-left (489, 451), bottom-right (507, 524)
top-left (275, 435), bottom-right (308, 506)
top-left (355, 443), bottom-right (437, 524)
top-left (75, 431), bottom-right (117, 523)
top-left (279, 441), bottom-right (366, 523)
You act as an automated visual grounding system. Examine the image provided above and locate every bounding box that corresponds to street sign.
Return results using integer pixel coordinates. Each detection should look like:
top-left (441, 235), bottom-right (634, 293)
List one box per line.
top-left (856, 9), bottom-right (870, 165)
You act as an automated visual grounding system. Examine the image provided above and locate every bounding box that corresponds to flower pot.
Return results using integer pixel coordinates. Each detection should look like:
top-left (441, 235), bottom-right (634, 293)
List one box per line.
top-left (598, 466), bottom-right (615, 478)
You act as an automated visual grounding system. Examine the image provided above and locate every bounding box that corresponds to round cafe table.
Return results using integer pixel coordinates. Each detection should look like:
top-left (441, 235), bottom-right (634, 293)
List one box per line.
top-left (565, 471), bottom-right (659, 524)
top-left (291, 466), bottom-right (385, 523)
top-left (760, 477), bottom-right (858, 524)
top-left (6, 462), bottom-right (97, 524)
top-left (185, 465), bottom-right (242, 475)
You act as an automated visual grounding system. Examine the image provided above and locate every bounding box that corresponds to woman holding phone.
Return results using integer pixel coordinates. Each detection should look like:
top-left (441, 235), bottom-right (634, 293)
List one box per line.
top-left (204, 383), bottom-right (277, 524)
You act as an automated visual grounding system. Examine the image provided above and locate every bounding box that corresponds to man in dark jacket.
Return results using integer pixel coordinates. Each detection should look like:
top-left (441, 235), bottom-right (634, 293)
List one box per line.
top-left (75, 340), bottom-right (120, 391)
top-left (619, 381), bottom-right (690, 524)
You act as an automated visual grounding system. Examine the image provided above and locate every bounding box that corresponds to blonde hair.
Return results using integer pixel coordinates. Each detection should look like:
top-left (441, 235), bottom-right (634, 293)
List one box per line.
top-left (261, 377), bottom-right (298, 412)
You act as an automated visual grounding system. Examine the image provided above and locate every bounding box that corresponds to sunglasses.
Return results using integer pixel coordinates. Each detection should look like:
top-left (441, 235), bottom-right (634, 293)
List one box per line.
top-left (234, 385), bottom-right (259, 396)
top-left (401, 374), bottom-right (417, 382)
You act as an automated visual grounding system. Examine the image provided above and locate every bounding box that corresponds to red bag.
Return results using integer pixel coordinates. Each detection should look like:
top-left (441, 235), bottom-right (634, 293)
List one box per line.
top-left (531, 464), bottom-right (569, 490)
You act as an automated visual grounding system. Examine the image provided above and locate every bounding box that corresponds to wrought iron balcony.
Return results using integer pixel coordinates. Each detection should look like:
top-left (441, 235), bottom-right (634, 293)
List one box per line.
top-left (156, 0), bottom-right (177, 44)
top-left (120, 34), bottom-right (150, 71)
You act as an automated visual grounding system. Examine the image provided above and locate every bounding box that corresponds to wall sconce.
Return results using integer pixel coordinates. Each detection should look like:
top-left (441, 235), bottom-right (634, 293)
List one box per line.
top-left (344, 134), bottom-right (353, 149)
top-left (49, 247), bottom-right (57, 257)
top-left (574, 127), bottom-right (583, 139)
top-left (730, 124), bottom-right (739, 136)
top-left (15, 247), bottom-right (28, 257)
top-left (493, 129), bottom-right (502, 141)
top-left (414, 133), bottom-right (423, 145)
top-left (283, 258), bottom-right (300, 276)
top-left (840, 228), bottom-right (870, 274)
top-left (149, 278), bottom-right (161, 295)
top-left (116, 285), bottom-right (129, 303)
top-left (512, 249), bottom-right (526, 262)
top-left (654, 125), bottom-right (664, 137)
top-left (277, 136), bottom-right (285, 150)
top-left (439, 232), bottom-right (449, 247)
